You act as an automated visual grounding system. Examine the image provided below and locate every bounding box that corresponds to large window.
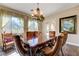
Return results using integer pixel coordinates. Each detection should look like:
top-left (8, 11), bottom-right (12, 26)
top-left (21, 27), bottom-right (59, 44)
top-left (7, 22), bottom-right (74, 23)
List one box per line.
top-left (2, 15), bottom-right (24, 34)
top-left (46, 24), bottom-right (49, 39)
top-left (12, 17), bottom-right (24, 34)
top-left (46, 23), bottom-right (55, 39)
top-left (28, 19), bottom-right (38, 31)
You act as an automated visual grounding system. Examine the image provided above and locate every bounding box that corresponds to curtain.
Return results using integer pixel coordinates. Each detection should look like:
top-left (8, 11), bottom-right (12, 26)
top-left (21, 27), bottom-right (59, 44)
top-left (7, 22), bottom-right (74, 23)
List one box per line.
top-left (0, 9), bottom-right (24, 34)
top-left (0, 9), bottom-right (13, 46)
top-left (1, 10), bottom-right (12, 33)
top-left (0, 8), bottom-right (26, 46)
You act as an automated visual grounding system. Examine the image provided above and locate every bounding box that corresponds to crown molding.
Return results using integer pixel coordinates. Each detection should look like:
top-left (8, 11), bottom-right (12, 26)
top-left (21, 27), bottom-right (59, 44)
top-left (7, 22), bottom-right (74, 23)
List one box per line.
top-left (0, 5), bottom-right (30, 17)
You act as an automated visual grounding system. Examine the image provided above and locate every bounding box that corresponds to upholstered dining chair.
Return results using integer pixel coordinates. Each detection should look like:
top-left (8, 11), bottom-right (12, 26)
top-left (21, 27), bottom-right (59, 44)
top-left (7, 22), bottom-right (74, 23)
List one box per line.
top-left (61, 31), bottom-right (68, 46)
top-left (14, 35), bottom-right (29, 56)
top-left (41, 36), bottom-right (62, 56)
top-left (60, 31), bottom-right (68, 56)
top-left (47, 31), bottom-right (56, 48)
top-left (49, 31), bottom-right (56, 39)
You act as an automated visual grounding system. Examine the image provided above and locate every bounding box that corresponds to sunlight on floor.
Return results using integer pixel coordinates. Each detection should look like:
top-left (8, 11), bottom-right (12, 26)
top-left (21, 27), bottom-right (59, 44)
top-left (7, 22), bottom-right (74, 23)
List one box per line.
top-left (8, 52), bottom-right (20, 56)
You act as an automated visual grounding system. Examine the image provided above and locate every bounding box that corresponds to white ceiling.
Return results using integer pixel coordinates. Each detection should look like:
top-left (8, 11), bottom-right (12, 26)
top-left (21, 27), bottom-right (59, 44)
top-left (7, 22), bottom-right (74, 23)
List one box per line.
top-left (0, 3), bottom-right (79, 16)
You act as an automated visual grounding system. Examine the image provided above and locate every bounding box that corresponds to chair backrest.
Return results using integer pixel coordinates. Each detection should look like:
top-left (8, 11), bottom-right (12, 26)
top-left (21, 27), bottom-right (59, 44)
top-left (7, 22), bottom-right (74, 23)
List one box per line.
top-left (60, 31), bottom-right (68, 46)
top-left (27, 32), bottom-right (34, 40)
top-left (52, 31), bottom-right (68, 56)
top-left (43, 36), bottom-right (62, 56)
top-left (14, 35), bottom-right (29, 56)
top-left (49, 31), bottom-right (56, 39)
top-left (51, 36), bottom-right (62, 56)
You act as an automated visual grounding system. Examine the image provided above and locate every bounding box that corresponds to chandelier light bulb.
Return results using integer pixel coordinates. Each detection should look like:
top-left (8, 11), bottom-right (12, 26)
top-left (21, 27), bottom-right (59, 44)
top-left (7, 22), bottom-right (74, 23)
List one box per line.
top-left (31, 3), bottom-right (45, 21)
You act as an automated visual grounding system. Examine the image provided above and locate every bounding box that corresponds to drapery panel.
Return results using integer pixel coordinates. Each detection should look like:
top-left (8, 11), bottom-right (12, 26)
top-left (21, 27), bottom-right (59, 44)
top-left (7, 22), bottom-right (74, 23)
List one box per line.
top-left (0, 7), bottom-right (28, 46)
top-left (0, 9), bottom-right (24, 34)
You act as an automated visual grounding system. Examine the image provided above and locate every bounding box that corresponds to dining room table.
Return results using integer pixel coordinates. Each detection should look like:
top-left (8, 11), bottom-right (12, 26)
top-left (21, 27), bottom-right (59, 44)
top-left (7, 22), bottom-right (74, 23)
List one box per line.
top-left (24, 37), bottom-right (56, 56)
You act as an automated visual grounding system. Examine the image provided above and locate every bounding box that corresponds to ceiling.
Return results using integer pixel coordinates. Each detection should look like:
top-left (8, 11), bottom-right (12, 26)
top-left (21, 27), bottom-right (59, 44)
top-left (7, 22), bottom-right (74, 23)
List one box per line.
top-left (0, 3), bottom-right (79, 17)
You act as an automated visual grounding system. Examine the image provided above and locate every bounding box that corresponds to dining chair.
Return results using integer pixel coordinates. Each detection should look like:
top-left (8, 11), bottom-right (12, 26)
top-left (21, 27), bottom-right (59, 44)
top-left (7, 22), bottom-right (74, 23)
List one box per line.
top-left (49, 31), bottom-right (56, 39)
top-left (48, 31), bottom-right (56, 48)
top-left (41, 36), bottom-right (62, 56)
top-left (60, 31), bottom-right (68, 56)
top-left (14, 35), bottom-right (29, 56)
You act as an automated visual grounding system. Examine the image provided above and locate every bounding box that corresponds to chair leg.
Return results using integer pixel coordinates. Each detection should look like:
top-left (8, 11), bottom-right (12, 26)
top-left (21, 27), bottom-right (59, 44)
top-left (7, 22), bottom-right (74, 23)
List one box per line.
top-left (61, 48), bottom-right (64, 56)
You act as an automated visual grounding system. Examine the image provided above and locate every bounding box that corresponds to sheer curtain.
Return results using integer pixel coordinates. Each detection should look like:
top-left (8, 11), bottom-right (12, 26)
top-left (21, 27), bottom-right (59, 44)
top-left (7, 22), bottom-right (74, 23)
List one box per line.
top-left (0, 8), bottom-right (25, 46)
top-left (0, 9), bottom-right (24, 34)
top-left (0, 9), bottom-right (12, 46)
top-left (0, 10), bottom-right (12, 33)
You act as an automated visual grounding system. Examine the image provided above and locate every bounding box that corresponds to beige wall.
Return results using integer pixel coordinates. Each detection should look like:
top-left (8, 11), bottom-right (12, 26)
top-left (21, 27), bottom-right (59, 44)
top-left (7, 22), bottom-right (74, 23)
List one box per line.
top-left (42, 6), bottom-right (79, 46)
top-left (0, 16), bottom-right (3, 46)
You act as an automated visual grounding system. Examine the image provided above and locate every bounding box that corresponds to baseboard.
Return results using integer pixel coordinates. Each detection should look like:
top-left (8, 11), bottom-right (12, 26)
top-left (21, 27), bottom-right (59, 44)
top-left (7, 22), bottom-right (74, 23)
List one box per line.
top-left (66, 42), bottom-right (79, 47)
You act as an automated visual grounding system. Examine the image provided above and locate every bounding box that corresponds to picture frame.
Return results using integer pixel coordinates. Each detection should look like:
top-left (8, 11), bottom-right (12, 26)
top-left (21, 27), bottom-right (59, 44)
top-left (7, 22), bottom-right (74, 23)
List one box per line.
top-left (59, 15), bottom-right (77, 34)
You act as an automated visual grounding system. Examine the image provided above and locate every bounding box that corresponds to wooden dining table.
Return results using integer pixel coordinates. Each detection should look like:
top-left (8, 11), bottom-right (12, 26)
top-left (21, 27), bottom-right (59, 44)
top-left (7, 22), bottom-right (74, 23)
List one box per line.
top-left (24, 37), bottom-right (55, 56)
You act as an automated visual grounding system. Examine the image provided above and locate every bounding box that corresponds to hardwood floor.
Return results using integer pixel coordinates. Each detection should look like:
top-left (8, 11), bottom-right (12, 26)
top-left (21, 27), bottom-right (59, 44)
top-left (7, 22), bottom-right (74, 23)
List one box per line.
top-left (60, 44), bottom-right (79, 56)
top-left (0, 46), bottom-right (16, 56)
top-left (0, 44), bottom-right (79, 56)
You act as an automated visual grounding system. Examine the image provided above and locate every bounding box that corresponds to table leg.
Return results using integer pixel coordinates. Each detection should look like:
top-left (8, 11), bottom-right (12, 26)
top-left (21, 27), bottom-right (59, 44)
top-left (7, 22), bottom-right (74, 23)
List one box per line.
top-left (29, 48), bottom-right (32, 56)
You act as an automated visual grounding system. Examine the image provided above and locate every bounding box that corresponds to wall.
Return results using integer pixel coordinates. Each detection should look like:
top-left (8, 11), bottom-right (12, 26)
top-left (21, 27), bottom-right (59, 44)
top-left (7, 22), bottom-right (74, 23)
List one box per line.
top-left (42, 6), bottom-right (79, 46)
top-left (0, 15), bottom-right (3, 46)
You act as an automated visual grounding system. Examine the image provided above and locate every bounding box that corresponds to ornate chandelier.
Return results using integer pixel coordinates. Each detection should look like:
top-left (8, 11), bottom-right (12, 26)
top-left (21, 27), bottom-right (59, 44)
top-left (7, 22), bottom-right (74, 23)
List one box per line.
top-left (31, 3), bottom-right (45, 21)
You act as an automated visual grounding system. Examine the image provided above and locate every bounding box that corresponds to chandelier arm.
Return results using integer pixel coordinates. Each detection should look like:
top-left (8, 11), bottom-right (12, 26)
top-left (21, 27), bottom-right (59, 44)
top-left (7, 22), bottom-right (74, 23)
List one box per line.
top-left (31, 3), bottom-right (45, 21)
